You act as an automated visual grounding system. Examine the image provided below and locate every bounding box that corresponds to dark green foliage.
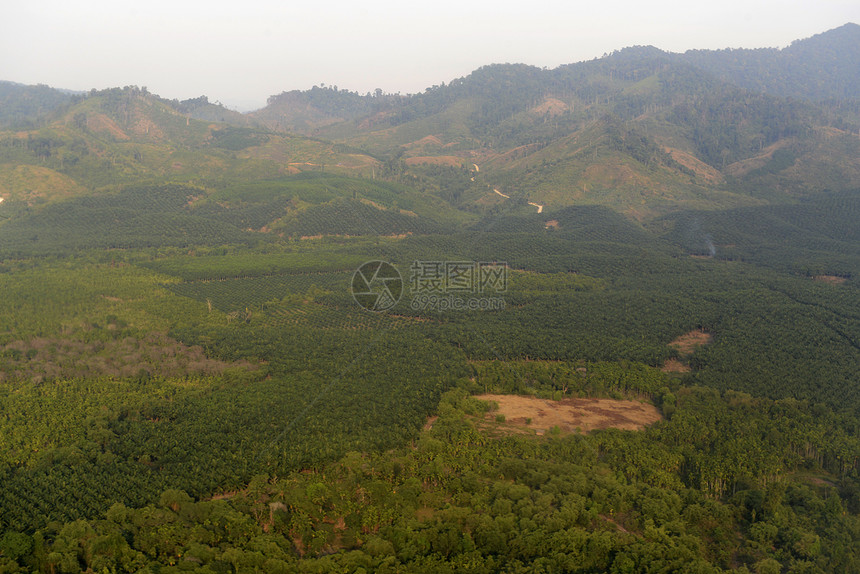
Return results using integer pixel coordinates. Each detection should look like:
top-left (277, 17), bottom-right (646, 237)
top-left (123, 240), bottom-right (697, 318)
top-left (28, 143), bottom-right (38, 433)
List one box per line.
top-left (209, 126), bottom-right (269, 151)
top-left (657, 65), bottom-right (816, 168)
top-left (207, 173), bottom-right (469, 229)
top-left (277, 197), bottom-right (448, 237)
top-left (0, 323), bottom-right (464, 531)
top-left (0, 185), bottom-right (254, 255)
top-left (2, 386), bottom-right (858, 572)
top-left (471, 204), bottom-right (656, 244)
top-left (192, 194), bottom-right (294, 229)
top-left (1, 213), bottom-right (859, 571)
top-left (0, 175), bottom-right (463, 256)
top-left (660, 190), bottom-right (860, 277)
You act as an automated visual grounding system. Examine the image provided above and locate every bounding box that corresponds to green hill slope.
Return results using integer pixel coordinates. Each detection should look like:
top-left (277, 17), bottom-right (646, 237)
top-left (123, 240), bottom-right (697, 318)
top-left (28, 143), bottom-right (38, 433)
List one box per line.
top-left (251, 39), bottom-right (860, 219)
top-left (0, 81), bottom-right (79, 129)
top-left (0, 87), bottom-right (382, 200)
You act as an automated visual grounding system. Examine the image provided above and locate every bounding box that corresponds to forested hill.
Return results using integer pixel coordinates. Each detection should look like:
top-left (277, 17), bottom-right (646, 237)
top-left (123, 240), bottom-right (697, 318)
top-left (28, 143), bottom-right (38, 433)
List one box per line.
top-left (252, 86), bottom-right (382, 133)
top-left (676, 23), bottom-right (860, 102)
top-left (254, 23), bottom-right (860, 135)
top-left (244, 24), bottom-right (860, 218)
top-left (3, 23), bottom-right (860, 219)
top-left (0, 82), bottom-right (80, 130)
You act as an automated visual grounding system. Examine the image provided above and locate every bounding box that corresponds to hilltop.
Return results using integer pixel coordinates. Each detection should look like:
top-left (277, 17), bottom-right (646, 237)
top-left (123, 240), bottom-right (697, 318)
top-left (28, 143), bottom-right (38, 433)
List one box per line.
top-left (248, 24), bottom-right (860, 218)
top-left (0, 85), bottom-right (391, 213)
top-left (677, 22), bottom-right (860, 101)
top-left (2, 24), bottom-right (859, 221)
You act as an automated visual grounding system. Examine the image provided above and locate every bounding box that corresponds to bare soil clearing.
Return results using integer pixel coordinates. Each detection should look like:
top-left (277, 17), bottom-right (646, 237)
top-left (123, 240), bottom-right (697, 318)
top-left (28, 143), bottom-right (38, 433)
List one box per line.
top-left (404, 155), bottom-right (463, 167)
top-left (531, 98), bottom-right (569, 117)
top-left (669, 329), bottom-right (713, 355)
top-left (662, 329), bottom-right (712, 373)
top-left (664, 147), bottom-right (724, 183)
top-left (814, 275), bottom-right (848, 285)
top-left (475, 394), bottom-right (662, 434)
top-left (661, 358), bottom-right (691, 373)
top-left (87, 113), bottom-right (130, 140)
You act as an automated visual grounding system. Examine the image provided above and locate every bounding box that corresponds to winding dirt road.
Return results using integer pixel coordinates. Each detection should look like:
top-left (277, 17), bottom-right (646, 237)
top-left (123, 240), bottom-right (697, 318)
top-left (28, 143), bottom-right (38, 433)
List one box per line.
top-left (474, 164), bottom-right (544, 214)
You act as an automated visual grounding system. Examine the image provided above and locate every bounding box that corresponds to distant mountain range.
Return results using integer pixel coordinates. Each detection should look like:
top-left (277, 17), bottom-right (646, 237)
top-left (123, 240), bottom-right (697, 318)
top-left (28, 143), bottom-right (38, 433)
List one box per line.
top-left (676, 23), bottom-right (860, 101)
top-left (1, 23), bottom-right (858, 221)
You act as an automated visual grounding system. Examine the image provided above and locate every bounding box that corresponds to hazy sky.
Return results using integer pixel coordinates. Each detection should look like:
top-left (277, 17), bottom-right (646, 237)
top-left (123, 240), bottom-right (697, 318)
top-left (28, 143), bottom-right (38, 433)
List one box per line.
top-left (2, 0), bottom-right (858, 111)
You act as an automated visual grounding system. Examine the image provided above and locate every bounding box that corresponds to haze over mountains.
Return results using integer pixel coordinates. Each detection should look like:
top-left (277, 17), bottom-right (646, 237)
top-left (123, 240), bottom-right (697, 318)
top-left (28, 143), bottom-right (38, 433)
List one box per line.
top-left (4, 24), bottom-right (860, 573)
top-left (1, 23), bottom-right (858, 221)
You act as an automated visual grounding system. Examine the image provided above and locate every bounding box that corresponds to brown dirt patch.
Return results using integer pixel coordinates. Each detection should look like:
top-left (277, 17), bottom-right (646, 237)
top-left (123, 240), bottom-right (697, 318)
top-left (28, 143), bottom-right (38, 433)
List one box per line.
top-left (813, 275), bottom-right (848, 285)
top-left (661, 358), bottom-right (691, 373)
top-left (132, 117), bottom-right (164, 139)
top-left (475, 394), bottom-right (661, 434)
top-left (206, 490), bottom-right (242, 501)
top-left (544, 219), bottom-right (559, 229)
top-left (600, 514), bottom-right (635, 535)
top-left (669, 329), bottom-right (713, 355)
top-left (664, 147), bottom-right (724, 183)
top-left (415, 507), bottom-right (435, 522)
top-left (87, 113), bottom-right (130, 140)
top-left (819, 126), bottom-right (850, 138)
top-left (403, 155), bottom-right (464, 167)
top-left (531, 98), bottom-right (569, 117)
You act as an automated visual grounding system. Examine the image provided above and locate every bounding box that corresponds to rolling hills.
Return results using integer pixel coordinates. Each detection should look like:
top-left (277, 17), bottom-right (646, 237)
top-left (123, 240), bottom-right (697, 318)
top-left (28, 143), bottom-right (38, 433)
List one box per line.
top-left (248, 24), bottom-right (860, 218)
top-left (0, 24), bottom-right (859, 574)
top-left (2, 24), bottom-right (859, 222)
